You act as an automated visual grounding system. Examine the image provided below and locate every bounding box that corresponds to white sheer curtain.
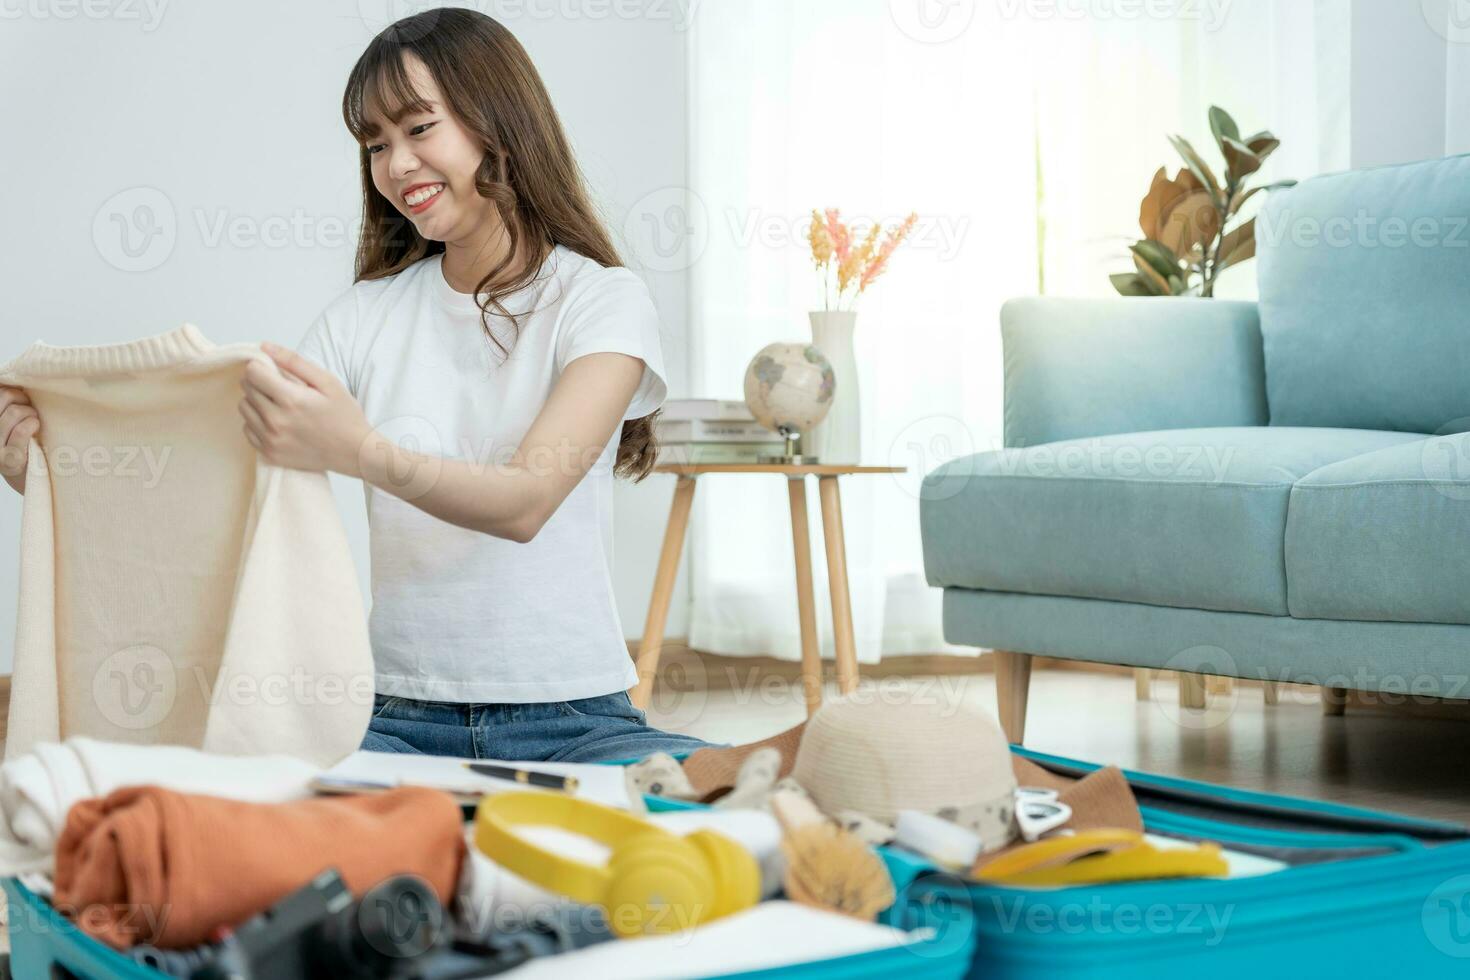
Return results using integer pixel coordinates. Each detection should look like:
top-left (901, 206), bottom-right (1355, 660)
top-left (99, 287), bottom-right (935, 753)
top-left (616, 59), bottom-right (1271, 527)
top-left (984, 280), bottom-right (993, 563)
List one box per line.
top-left (683, 0), bottom-right (1348, 663)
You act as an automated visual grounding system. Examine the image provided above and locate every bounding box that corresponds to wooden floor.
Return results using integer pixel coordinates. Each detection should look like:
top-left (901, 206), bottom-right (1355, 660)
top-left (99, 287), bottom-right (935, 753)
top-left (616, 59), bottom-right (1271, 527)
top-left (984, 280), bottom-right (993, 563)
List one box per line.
top-left (647, 665), bottom-right (1470, 825)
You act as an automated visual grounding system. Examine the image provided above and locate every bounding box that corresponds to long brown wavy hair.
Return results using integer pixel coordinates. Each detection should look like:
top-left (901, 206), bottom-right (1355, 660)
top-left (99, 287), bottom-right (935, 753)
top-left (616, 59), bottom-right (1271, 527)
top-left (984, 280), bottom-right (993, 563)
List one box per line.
top-left (341, 8), bottom-right (660, 481)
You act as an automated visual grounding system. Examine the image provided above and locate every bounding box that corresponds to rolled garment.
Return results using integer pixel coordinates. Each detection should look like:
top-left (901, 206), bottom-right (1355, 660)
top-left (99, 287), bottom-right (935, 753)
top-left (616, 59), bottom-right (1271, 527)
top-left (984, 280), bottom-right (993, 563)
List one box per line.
top-left (0, 325), bottom-right (374, 765)
top-left (454, 808), bottom-right (786, 937)
top-left (53, 785), bottom-right (464, 950)
top-left (0, 737), bottom-right (319, 876)
top-left (455, 825), bottom-right (582, 936)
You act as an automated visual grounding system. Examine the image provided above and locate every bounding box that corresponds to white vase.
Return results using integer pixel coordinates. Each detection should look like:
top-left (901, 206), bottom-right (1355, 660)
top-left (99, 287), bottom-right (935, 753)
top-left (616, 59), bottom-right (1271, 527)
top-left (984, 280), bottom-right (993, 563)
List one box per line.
top-left (806, 310), bottom-right (861, 463)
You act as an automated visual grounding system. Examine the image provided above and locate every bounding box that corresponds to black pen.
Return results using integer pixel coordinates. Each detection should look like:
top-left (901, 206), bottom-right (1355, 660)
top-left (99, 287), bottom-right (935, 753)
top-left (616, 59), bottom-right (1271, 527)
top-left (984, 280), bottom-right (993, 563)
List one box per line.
top-left (462, 762), bottom-right (579, 792)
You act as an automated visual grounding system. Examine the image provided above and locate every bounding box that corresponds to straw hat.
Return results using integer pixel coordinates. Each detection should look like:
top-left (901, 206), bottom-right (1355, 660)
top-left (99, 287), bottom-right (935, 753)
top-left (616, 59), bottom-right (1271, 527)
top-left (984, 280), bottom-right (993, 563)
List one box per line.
top-left (790, 693), bottom-right (1017, 851)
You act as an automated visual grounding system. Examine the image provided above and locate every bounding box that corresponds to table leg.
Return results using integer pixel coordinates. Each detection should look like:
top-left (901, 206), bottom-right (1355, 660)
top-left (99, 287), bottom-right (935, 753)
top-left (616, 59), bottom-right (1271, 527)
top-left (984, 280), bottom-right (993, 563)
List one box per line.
top-left (631, 476), bottom-right (697, 710)
top-left (787, 476), bottom-right (823, 716)
top-left (817, 475), bottom-right (859, 695)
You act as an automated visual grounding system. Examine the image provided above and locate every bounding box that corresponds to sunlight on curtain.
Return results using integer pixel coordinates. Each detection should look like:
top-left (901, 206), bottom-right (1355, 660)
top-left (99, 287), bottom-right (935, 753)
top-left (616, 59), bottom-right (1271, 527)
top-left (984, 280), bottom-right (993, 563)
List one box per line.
top-left (684, 0), bottom-right (1346, 662)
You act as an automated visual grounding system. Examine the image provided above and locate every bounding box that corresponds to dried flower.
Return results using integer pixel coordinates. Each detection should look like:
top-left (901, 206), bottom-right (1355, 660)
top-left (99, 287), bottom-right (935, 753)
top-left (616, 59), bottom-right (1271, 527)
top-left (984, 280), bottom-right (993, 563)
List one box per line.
top-left (856, 223), bottom-right (880, 264)
top-left (824, 208), bottom-right (852, 266)
top-left (858, 212), bottom-right (917, 293)
top-left (807, 208), bottom-right (918, 311)
top-left (806, 210), bottom-right (833, 267)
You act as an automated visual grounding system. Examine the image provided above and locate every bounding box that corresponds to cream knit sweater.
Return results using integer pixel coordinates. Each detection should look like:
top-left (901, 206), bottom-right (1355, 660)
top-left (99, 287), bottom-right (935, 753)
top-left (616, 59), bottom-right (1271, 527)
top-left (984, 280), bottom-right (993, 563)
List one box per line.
top-left (0, 324), bottom-right (372, 766)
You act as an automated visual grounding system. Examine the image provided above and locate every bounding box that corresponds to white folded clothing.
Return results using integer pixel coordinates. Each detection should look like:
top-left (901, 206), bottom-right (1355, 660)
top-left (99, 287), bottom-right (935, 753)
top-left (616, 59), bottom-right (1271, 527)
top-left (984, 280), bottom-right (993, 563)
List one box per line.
top-left (0, 736), bottom-right (320, 875)
top-left (456, 826), bottom-right (586, 936)
top-left (500, 901), bottom-right (918, 979)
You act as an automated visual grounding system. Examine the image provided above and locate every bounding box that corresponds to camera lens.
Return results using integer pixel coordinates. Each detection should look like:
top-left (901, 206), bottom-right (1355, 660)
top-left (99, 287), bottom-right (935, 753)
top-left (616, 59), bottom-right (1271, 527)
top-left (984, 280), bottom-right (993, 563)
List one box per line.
top-left (313, 874), bottom-right (447, 977)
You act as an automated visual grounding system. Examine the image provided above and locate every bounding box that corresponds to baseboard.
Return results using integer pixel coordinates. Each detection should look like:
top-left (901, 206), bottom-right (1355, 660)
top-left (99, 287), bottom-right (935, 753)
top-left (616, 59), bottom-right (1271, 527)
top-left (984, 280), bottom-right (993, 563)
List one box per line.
top-left (626, 640), bottom-right (989, 692)
top-left (623, 643), bottom-right (1470, 719)
top-left (625, 641), bottom-right (1232, 686)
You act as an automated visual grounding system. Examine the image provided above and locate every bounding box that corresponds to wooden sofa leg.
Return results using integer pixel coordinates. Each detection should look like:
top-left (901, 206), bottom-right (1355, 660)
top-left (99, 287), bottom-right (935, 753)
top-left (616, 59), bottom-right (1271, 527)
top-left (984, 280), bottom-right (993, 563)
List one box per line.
top-left (1134, 669), bottom-right (1152, 701)
top-left (1263, 681), bottom-right (1281, 705)
top-left (1321, 686), bottom-right (1348, 716)
top-left (993, 650), bottom-right (1033, 745)
top-left (1179, 672), bottom-right (1207, 709)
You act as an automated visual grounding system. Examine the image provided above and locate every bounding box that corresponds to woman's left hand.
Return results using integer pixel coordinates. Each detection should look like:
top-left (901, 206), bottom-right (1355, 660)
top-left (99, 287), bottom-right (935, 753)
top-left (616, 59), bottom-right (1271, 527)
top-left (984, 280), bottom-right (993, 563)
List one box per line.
top-left (239, 343), bottom-right (373, 477)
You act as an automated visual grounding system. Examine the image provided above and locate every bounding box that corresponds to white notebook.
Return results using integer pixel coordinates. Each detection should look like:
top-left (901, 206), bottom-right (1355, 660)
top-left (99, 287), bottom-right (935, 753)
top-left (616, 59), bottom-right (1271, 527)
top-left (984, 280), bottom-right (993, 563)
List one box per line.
top-left (316, 751), bottom-right (635, 809)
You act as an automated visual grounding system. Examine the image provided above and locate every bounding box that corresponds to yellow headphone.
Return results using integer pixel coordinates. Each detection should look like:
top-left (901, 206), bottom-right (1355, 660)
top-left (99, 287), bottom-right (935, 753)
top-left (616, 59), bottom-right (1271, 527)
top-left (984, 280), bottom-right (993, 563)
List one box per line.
top-left (473, 792), bottom-right (761, 938)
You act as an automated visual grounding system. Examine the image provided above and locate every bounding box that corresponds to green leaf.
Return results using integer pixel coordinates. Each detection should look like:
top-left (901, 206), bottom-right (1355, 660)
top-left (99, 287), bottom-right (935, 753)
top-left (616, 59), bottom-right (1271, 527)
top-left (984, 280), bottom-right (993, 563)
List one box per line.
top-left (1131, 240), bottom-right (1191, 296)
top-left (1209, 106), bottom-right (1240, 152)
top-left (1228, 186), bottom-right (1260, 213)
top-left (1131, 239), bottom-right (1183, 280)
top-left (1228, 179), bottom-right (1297, 214)
top-left (1169, 135), bottom-right (1223, 204)
top-left (1110, 272), bottom-right (1154, 296)
top-left (1132, 252), bottom-right (1173, 295)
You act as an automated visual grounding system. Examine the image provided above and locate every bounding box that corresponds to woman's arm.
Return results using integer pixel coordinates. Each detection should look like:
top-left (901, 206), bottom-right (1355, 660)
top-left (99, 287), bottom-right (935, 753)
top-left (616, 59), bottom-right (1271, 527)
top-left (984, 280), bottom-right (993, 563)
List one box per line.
top-left (357, 351), bottom-right (644, 541)
top-left (240, 344), bottom-right (645, 543)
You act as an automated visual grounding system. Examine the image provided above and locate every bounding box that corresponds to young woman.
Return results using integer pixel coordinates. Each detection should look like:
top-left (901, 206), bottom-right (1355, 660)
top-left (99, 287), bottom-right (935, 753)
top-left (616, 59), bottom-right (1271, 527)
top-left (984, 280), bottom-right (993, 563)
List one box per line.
top-left (0, 9), bottom-right (713, 764)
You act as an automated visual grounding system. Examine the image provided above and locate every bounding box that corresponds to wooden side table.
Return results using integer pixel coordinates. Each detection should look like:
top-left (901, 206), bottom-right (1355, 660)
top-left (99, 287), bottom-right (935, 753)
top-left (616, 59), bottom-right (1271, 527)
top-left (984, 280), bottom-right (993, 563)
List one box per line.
top-left (630, 462), bottom-right (906, 716)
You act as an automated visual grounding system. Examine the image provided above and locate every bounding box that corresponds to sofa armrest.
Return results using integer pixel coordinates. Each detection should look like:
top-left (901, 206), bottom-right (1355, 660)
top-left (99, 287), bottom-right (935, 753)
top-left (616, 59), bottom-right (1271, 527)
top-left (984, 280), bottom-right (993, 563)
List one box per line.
top-left (1002, 297), bottom-right (1267, 447)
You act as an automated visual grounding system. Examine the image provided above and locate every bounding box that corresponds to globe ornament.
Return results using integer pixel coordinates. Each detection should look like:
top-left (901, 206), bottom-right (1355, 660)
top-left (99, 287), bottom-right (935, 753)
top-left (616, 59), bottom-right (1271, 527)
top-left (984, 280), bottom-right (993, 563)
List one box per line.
top-left (742, 342), bottom-right (836, 463)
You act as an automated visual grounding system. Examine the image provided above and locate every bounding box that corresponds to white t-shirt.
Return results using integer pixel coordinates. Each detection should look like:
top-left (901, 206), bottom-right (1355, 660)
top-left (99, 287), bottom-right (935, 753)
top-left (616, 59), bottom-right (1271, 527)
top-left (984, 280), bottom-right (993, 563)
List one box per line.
top-left (297, 245), bottom-right (667, 703)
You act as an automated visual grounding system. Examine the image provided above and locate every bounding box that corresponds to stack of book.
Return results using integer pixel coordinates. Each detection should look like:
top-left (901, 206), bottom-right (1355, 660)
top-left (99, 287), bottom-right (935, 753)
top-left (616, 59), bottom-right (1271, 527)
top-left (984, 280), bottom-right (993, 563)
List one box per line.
top-left (655, 398), bottom-right (787, 464)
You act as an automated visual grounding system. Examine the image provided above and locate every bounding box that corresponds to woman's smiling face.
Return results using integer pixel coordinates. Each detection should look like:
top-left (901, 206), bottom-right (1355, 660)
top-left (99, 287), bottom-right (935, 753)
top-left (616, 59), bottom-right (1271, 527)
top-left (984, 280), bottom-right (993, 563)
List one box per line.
top-left (361, 52), bottom-right (495, 245)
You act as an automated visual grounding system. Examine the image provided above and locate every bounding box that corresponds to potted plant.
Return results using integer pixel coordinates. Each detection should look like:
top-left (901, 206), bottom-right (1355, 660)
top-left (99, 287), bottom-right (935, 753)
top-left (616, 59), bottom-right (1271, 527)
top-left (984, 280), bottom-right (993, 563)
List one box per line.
top-left (1112, 106), bottom-right (1294, 298)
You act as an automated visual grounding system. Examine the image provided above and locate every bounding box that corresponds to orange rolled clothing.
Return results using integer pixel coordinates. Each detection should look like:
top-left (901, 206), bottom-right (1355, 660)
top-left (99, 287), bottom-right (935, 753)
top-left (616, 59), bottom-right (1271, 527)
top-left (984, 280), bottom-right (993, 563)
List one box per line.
top-left (53, 785), bottom-right (466, 951)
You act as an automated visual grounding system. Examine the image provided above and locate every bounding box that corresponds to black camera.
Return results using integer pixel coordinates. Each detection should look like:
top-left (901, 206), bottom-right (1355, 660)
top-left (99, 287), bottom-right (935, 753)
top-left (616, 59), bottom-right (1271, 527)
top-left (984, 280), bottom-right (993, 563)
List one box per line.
top-left (130, 867), bottom-right (448, 980)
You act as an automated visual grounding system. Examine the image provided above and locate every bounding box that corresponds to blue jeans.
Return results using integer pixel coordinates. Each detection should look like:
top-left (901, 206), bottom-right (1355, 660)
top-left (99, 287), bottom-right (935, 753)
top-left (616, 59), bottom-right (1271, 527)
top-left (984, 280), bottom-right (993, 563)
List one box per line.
top-left (360, 690), bottom-right (717, 763)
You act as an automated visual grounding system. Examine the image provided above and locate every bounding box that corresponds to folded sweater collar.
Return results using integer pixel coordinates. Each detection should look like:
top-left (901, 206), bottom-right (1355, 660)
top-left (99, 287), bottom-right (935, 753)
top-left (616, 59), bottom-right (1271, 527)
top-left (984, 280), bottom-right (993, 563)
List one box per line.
top-left (0, 323), bottom-right (229, 380)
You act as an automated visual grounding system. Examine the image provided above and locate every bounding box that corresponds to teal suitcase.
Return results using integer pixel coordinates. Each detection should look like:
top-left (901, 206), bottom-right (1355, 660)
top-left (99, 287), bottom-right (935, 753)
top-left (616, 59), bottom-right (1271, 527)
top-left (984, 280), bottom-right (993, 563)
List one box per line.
top-left (881, 746), bottom-right (1470, 978)
top-left (648, 745), bottom-right (1470, 978)
top-left (9, 744), bottom-right (1467, 978)
top-left (2, 864), bottom-right (972, 979)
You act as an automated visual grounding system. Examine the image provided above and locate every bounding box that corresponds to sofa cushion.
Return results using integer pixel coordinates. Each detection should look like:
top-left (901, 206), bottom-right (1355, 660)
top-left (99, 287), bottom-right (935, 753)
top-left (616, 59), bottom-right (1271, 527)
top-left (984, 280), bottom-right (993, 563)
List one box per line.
top-left (1256, 153), bottom-right (1470, 434)
top-left (920, 427), bottom-right (1423, 616)
top-left (1286, 432), bottom-right (1470, 624)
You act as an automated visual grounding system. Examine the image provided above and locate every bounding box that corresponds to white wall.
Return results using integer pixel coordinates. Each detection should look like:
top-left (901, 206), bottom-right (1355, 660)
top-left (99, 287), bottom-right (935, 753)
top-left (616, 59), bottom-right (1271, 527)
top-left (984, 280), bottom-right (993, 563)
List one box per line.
top-left (1451, 29), bottom-right (1470, 155)
top-left (0, 1), bottom-right (691, 673)
top-left (1349, 0), bottom-right (1467, 166)
top-left (1425, 0), bottom-right (1470, 154)
top-left (2, 2), bottom-right (1462, 675)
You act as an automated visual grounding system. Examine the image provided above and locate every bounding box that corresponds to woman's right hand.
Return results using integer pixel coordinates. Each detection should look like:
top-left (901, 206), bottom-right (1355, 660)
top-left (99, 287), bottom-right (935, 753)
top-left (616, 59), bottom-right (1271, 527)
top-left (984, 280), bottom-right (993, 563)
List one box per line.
top-left (1, 385), bottom-right (41, 490)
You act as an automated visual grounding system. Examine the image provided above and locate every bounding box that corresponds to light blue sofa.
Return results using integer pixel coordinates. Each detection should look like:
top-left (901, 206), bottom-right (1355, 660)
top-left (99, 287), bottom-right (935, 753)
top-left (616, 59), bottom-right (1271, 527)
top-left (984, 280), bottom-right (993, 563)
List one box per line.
top-left (920, 153), bottom-right (1470, 742)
